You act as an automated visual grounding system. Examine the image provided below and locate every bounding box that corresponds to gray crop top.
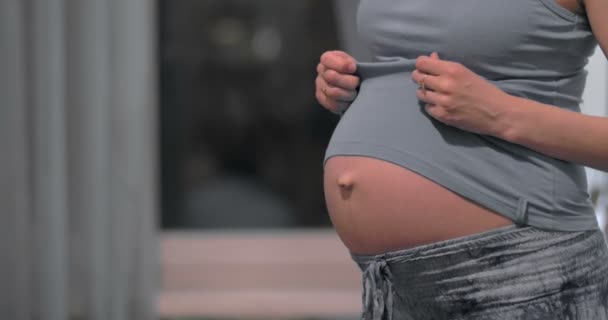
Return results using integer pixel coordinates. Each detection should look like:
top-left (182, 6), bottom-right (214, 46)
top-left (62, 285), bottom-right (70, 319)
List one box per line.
top-left (324, 0), bottom-right (599, 231)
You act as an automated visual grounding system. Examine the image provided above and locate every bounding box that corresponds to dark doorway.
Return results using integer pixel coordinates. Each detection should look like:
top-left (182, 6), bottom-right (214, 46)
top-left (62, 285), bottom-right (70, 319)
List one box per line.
top-left (158, 0), bottom-right (341, 229)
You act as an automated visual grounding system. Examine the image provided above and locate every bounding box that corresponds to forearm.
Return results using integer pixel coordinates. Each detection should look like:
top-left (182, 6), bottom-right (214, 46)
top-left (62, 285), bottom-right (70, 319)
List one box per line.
top-left (496, 94), bottom-right (608, 172)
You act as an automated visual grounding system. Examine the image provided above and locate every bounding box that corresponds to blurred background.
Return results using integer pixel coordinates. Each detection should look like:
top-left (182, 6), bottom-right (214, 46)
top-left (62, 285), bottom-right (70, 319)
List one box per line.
top-left (1, 0), bottom-right (607, 319)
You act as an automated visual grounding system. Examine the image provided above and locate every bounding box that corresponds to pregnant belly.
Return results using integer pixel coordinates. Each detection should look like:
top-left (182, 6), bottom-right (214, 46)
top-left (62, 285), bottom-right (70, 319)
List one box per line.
top-left (324, 156), bottom-right (514, 255)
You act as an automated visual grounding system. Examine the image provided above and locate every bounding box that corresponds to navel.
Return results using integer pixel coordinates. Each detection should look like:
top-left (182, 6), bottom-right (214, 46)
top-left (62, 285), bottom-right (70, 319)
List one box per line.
top-left (337, 173), bottom-right (356, 200)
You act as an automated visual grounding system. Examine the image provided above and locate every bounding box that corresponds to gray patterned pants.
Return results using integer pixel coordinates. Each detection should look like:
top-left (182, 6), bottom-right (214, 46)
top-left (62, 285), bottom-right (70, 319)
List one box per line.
top-left (351, 224), bottom-right (608, 320)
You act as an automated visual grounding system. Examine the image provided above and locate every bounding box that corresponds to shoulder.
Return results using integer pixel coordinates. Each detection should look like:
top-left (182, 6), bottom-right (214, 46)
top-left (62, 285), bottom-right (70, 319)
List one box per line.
top-left (583, 0), bottom-right (608, 59)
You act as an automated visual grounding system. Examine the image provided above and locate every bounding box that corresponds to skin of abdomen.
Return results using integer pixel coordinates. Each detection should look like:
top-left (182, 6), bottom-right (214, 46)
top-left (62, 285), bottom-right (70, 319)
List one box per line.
top-left (324, 155), bottom-right (513, 255)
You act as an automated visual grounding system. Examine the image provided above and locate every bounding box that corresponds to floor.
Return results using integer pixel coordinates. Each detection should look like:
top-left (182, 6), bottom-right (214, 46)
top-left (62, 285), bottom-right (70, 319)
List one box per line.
top-left (158, 229), bottom-right (362, 319)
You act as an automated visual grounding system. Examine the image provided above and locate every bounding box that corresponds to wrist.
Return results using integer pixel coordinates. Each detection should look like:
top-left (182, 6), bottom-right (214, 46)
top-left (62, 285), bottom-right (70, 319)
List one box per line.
top-left (492, 93), bottom-right (522, 143)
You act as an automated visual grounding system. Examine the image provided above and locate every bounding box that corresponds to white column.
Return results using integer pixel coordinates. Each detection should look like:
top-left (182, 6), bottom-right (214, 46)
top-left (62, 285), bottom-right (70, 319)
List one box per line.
top-left (0, 1), bottom-right (33, 319)
top-left (65, 0), bottom-right (113, 318)
top-left (30, 0), bottom-right (70, 318)
top-left (107, 0), bottom-right (158, 318)
top-left (0, 0), bottom-right (158, 318)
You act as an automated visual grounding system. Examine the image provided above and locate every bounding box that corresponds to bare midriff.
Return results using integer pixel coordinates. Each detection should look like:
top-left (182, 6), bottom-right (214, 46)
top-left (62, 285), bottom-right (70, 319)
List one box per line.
top-left (324, 156), bottom-right (514, 255)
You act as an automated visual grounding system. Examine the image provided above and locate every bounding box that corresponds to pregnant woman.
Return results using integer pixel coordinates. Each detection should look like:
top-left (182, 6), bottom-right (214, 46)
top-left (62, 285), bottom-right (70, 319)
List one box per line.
top-left (317, 0), bottom-right (608, 319)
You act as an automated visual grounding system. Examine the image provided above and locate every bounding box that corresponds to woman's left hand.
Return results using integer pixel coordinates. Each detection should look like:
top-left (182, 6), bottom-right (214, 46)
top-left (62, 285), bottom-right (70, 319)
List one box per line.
top-left (412, 52), bottom-right (512, 137)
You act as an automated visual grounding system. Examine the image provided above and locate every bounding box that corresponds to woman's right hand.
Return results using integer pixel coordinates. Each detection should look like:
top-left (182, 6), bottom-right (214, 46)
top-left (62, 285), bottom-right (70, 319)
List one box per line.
top-left (315, 51), bottom-right (360, 114)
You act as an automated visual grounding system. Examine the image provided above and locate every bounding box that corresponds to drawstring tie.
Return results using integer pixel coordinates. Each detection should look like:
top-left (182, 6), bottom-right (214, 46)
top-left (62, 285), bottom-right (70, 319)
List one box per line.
top-left (362, 258), bottom-right (394, 320)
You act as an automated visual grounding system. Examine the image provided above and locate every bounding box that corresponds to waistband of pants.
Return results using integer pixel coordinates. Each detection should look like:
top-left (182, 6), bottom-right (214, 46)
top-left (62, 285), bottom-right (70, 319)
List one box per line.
top-left (349, 224), bottom-right (606, 320)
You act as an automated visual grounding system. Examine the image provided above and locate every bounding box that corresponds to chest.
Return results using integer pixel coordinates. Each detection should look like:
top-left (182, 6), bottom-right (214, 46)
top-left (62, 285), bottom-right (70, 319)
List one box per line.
top-left (356, 0), bottom-right (594, 79)
top-left (358, 1), bottom-right (533, 56)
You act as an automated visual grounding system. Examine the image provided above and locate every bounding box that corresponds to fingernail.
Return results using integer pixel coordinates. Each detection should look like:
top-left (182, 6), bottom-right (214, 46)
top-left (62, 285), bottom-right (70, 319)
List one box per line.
top-left (348, 63), bottom-right (356, 73)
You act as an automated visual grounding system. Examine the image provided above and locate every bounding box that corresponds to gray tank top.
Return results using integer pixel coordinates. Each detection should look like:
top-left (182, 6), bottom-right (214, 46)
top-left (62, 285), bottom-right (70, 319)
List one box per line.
top-left (324, 0), bottom-right (599, 231)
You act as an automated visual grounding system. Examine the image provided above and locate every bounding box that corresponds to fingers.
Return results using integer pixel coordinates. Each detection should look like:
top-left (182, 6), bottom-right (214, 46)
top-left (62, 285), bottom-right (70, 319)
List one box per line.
top-left (321, 50), bottom-right (357, 74)
top-left (323, 68), bottom-right (360, 91)
top-left (411, 69), bottom-right (440, 92)
top-left (415, 54), bottom-right (454, 76)
top-left (317, 61), bottom-right (325, 75)
top-left (315, 51), bottom-right (359, 114)
top-left (316, 75), bottom-right (357, 102)
top-left (315, 84), bottom-right (351, 114)
top-left (415, 83), bottom-right (449, 123)
top-left (318, 51), bottom-right (359, 90)
top-left (416, 86), bottom-right (443, 105)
